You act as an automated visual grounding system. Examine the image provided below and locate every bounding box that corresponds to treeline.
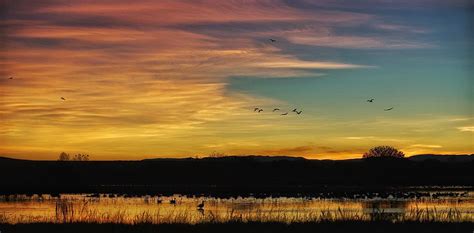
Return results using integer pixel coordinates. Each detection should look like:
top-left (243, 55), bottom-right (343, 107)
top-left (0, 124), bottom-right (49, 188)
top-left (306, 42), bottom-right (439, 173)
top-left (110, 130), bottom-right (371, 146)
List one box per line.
top-left (0, 156), bottom-right (472, 195)
top-left (58, 152), bottom-right (90, 161)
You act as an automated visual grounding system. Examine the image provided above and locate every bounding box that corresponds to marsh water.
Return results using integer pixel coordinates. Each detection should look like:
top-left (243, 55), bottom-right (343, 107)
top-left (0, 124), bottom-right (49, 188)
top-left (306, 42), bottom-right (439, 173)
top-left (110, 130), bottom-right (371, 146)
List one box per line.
top-left (1, 190), bottom-right (473, 224)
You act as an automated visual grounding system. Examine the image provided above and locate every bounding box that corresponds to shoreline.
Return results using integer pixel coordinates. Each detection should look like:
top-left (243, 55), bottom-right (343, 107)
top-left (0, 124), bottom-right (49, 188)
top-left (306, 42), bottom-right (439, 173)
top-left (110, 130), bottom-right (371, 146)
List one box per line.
top-left (2, 185), bottom-right (472, 198)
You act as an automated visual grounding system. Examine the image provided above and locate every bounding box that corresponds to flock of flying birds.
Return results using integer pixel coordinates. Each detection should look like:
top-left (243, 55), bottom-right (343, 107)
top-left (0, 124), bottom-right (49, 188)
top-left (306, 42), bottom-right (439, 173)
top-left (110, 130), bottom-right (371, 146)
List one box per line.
top-left (7, 38), bottom-right (395, 112)
top-left (253, 99), bottom-right (394, 116)
top-left (253, 39), bottom-right (395, 114)
top-left (254, 107), bottom-right (302, 116)
top-left (370, 99), bottom-right (394, 111)
top-left (8, 76), bottom-right (66, 101)
top-left (367, 98), bottom-right (394, 111)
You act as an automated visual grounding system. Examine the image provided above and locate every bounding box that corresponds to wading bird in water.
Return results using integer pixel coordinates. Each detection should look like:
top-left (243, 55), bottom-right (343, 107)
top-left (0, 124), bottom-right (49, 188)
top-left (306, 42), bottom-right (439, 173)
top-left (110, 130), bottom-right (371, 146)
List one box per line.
top-left (197, 201), bottom-right (205, 210)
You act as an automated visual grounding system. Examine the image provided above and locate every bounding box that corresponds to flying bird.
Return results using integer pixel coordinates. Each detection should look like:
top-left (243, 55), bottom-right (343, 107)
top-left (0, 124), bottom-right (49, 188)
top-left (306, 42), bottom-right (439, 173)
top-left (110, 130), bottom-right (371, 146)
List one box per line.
top-left (269, 39), bottom-right (276, 42)
top-left (254, 108), bottom-right (260, 112)
top-left (273, 108), bottom-right (280, 112)
top-left (367, 98), bottom-right (374, 102)
top-left (8, 77), bottom-right (13, 80)
top-left (60, 97), bottom-right (66, 101)
top-left (258, 109), bottom-right (263, 113)
top-left (281, 112), bottom-right (288, 115)
top-left (292, 108), bottom-right (297, 112)
top-left (384, 107), bottom-right (394, 111)
top-left (296, 110), bottom-right (302, 115)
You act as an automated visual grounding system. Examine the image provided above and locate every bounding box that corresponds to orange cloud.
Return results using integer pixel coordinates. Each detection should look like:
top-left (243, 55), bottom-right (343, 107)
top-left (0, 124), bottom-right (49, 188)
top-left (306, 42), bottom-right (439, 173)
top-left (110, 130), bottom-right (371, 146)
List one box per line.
top-left (0, 0), bottom-right (467, 160)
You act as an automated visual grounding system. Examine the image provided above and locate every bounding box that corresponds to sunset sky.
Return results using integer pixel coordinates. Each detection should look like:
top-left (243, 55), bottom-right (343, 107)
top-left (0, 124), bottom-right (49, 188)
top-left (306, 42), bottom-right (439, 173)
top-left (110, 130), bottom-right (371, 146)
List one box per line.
top-left (1, 0), bottom-right (473, 160)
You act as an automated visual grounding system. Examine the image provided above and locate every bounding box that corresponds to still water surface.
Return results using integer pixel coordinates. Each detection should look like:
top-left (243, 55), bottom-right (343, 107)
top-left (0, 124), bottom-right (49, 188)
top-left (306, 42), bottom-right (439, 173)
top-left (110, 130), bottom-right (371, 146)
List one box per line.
top-left (1, 191), bottom-right (473, 223)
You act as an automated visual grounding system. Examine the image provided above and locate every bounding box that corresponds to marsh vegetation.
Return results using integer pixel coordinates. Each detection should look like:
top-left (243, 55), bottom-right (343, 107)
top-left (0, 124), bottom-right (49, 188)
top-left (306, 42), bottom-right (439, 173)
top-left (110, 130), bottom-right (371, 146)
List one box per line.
top-left (0, 192), bottom-right (472, 224)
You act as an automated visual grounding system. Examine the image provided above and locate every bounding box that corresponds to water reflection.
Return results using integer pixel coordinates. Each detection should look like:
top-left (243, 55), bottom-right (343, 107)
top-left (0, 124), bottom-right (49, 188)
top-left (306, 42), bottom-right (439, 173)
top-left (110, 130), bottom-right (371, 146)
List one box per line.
top-left (362, 201), bottom-right (408, 221)
top-left (0, 192), bottom-right (472, 224)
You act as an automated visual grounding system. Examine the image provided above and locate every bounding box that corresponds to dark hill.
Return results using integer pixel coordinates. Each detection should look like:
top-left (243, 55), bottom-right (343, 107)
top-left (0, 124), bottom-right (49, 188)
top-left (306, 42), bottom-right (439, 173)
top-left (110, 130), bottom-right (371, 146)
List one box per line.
top-left (0, 155), bottom-right (472, 196)
top-left (143, 155), bottom-right (307, 162)
top-left (408, 154), bottom-right (474, 162)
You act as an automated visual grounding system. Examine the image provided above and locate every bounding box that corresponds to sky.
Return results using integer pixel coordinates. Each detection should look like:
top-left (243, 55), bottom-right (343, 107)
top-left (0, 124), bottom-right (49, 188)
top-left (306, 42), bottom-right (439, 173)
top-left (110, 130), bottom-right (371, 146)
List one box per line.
top-left (0, 0), bottom-right (473, 160)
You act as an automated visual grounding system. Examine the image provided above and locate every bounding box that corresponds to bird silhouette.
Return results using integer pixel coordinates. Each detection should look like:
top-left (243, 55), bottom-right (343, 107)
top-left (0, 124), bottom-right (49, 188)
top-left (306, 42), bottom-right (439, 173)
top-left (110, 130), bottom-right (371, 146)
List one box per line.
top-left (254, 108), bottom-right (260, 112)
top-left (296, 110), bottom-right (302, 115)
top-left (292, 108), bottom-right (297, 112)
top-left (269, 39), bottom-right (276, 42)
top-left (384, 107), bottom-right (394, 111)
top-left (170, 198), bottom-right (177, 205)
top-left (273, 108), bottom-right (280, 112)
top-left (197, 201), bottom-right (205, 210)
top-left (258, 109), bottom-right (263, 113)
top-left (157, 199), bottom-right (163, 204)
top-left (60, 97), bottom-right (66, 101)
top-left (281, 112), bottom-right (288, 115)
top-left (8, 77), bottom-right (13, 80)
top-left (367, 98), bottom-right (374, 102)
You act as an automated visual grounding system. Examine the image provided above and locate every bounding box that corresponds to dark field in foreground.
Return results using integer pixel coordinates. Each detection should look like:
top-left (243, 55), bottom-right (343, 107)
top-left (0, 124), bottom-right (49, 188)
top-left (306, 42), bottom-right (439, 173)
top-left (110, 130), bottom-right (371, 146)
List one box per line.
top-left (1, 155), bottom-right (473, 196)
top-left (1, 221), bottom-right (473, 233)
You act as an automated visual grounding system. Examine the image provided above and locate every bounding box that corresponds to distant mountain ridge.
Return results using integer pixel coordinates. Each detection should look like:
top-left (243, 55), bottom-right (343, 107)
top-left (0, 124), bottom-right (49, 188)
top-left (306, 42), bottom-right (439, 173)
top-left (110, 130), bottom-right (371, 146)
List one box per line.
top-left (1, 154), bottom-right (473, 162)
top-left (143, 155), bottom-right (307, 162)
top-left (143, 154), bottom-right (474, 163)
top-left (408, 154), bottom-right (474, 162)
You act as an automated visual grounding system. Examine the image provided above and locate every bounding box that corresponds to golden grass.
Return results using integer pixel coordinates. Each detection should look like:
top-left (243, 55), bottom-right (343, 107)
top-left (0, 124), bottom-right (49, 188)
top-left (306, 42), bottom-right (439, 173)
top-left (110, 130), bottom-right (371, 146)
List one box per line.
top-left (0, 199), bottom-right (471, 224)
top-left (0, 194), bottom-right (472, 224)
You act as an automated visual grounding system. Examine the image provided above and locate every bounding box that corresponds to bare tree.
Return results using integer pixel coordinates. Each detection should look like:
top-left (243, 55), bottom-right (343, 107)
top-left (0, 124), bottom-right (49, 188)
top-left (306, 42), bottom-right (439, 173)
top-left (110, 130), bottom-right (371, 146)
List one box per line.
top-left (363, 146), bottom-right (405, 159)
top-left (58, 152), bottom-right (70, 161)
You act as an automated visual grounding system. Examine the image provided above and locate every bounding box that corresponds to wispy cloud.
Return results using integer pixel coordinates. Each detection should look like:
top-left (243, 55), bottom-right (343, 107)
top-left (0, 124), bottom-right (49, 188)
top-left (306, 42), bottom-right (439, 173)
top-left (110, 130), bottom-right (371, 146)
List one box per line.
top-left (342, 136), bottom-right (406, 143)
top-left (409, 144), bottom-right (443, 149)
top-left (372, 23), bottom-right (430, 34)
top-left (0, 0), bottom-right (464, 159)
top-left (458, 126), bottom-right (474, 132)
top-left (255, 60), bottom-right (371, 69)
top-left (447, 117), bottom-right (472, 122)
top-left (260, 145), bottom-right (314, 155)
top-left (287, 32), bottom-right (434, 49)
top-left (344, 136), bottom-right (375, 140)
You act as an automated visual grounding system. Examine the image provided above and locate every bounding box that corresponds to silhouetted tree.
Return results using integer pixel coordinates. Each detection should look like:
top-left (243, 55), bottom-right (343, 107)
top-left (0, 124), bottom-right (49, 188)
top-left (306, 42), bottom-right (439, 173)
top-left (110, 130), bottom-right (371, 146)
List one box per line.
top-left (58, 152), bottom-right (70, 161)
top-left (72, 154), bottom-right (89, 161)
top-left (363, 146), bottom-right (405, 159)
